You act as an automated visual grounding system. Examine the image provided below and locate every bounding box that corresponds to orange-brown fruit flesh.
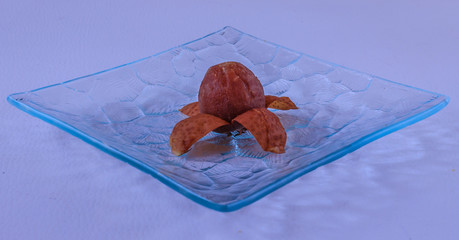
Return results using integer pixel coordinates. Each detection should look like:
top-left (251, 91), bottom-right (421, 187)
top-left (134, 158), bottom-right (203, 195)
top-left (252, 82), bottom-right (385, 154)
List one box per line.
top-left (233, 108), bottom-right (287, 154)
top-left (265, 95), bottom-right (299, 110)
top-left (169, 114), bottom-right (229, 156)
top-left (198, 62), bottom-right (265, 123)
top-left (179, 102), bottom-right (200, 117)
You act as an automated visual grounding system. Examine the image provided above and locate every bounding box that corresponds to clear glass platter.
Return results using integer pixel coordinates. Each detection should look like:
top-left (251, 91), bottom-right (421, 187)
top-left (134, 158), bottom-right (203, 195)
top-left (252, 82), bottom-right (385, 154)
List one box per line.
top-left (7, 26), bottom-right (449, 212)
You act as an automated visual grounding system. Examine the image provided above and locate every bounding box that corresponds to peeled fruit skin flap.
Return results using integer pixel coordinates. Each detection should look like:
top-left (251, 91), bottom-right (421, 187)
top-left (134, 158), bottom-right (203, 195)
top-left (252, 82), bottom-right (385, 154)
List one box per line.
top-left (265, 95), bottom-right (299, 110)
top-left (169, 114), bottom-right (229, 156)
top-left (233, 108), bottom-right (287, 154)
top-left (198, 62), bottom-right (265, 123)
top-left (179, 102), bottom-right (200, 117)
top-left (265, 95), bottom-right (279, 108)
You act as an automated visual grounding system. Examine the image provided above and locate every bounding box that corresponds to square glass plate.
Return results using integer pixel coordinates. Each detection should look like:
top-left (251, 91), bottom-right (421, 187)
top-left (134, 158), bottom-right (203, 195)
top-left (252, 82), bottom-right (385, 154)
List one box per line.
top-left (8, 26), bottom-right (449, 212)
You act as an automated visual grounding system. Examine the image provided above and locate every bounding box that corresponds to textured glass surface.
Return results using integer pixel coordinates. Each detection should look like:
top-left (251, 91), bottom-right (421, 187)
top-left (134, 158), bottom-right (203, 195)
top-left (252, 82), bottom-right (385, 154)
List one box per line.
top-left (8, 26), bottom-right (449, 212)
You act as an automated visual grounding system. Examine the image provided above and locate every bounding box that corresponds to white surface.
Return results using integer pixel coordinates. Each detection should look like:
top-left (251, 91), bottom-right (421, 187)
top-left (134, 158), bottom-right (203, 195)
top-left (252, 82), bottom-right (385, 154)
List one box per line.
top-left (1, 0), bottom-right (458, 239)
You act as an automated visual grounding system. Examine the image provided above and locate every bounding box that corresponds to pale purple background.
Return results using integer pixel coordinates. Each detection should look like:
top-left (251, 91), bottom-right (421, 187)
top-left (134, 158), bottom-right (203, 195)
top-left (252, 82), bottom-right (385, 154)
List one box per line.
top-left (1, 0), bottom-right (458, 239)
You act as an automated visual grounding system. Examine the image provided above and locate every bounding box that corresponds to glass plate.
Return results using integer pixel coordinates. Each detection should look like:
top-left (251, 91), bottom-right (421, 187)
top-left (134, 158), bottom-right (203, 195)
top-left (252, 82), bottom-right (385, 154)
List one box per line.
top-left (7, 26), bottom-right (449, 212)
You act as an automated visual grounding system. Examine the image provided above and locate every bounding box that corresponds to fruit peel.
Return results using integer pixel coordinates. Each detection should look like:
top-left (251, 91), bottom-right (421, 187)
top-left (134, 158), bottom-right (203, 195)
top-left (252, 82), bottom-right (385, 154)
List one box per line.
top-left (169, 114), bottom-right (229, 156)
top-left (233, 108), bottom-right (287, 154)
top-left (179, 102), bottom-right (200, 117)
top-left (265, 95), bottom-right (298, 110)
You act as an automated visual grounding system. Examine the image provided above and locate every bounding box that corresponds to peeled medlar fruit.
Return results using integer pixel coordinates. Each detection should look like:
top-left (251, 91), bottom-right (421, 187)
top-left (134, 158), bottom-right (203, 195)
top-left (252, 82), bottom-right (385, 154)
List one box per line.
top-left (171, 61), bottom-right (298, 155)
top-left (198, 62), bottom-right (265, 132)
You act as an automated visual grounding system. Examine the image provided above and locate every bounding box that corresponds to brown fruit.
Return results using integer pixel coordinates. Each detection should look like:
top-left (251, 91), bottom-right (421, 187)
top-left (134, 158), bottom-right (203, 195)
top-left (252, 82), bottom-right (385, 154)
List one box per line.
top-left (198, 62), bottom-right (265, 127)
top-left (170, 61), bottom-right (298, 155)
